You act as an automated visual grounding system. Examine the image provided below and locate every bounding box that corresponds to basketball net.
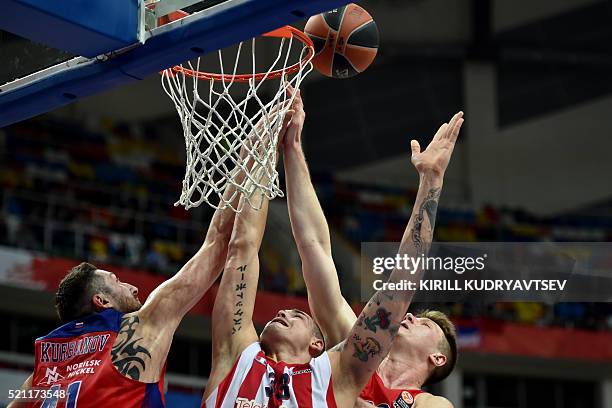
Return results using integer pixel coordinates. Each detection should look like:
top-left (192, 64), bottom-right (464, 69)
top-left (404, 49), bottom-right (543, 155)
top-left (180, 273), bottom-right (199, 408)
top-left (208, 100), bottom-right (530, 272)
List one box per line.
top-left (161, 27), bottom-right (314, 212)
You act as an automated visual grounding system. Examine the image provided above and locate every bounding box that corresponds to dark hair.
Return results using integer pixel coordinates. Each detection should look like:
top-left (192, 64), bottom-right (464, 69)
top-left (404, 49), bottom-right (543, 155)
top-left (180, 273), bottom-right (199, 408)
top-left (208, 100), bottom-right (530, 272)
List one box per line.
top-left (417, 310), bottom-right (457, 386)
top-left (55, 262), bottom-right (106, 323)
top-left (311, 320), bottom-right (326, 356)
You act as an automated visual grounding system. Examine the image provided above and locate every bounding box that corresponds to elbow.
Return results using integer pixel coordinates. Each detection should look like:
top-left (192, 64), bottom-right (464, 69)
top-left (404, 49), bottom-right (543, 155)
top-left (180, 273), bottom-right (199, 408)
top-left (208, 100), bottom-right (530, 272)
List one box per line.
top-left (205, 219), bottom-right (234, 245)
top-left (295, 237), bottom-right (331, 254)
top-left (226, 235), bottom-right (258, 262)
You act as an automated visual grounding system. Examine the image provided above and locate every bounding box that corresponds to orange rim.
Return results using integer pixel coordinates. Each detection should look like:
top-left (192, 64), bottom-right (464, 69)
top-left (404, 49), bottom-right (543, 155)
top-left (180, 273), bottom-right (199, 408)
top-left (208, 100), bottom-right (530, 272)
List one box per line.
top-left (166, 25), bottom-right (314, 82)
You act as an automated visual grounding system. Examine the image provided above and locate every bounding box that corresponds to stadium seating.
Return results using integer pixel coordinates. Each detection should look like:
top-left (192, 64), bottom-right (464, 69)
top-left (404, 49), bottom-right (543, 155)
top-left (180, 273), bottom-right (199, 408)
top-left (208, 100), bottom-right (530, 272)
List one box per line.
top-left (1, 117), bottom-right (610, 331)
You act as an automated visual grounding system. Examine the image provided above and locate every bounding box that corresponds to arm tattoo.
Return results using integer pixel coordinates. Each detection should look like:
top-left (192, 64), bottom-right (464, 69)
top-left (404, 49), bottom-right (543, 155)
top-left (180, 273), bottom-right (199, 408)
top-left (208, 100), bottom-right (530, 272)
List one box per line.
top-left (411, 187), bottom-right (441, 255)
top-left (352, 337), bottom-right (382, 362)
top-left (372, 291), bottom-right (394, 306)
top-left (111, 316), bottom-right (152, 380)
top-left (363, 308), bottom-right (391, 333)
top-left (350, 305), bottom-right (399, 362)
top-left (232, 265), bottom-right (247, 335)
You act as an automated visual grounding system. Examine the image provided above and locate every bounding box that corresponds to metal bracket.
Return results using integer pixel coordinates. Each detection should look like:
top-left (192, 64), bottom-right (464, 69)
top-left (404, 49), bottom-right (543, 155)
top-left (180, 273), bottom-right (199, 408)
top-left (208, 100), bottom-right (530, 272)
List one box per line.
top-left (155, 0), bottom-right (224, 18)
top-left (144, 6), bottom-right (158, 31)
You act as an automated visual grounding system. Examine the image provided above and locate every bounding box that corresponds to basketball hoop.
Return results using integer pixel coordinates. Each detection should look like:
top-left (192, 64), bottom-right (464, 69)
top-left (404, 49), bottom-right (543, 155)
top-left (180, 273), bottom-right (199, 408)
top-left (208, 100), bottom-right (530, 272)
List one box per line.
top-left (161, 25), bottom-right (314, 212)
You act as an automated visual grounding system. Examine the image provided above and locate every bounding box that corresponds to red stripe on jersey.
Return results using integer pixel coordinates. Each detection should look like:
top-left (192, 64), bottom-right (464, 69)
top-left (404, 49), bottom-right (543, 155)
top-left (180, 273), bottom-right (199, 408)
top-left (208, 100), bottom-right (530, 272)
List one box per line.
top-left (291, 366), bottom-right (313, 407)
top-left (207, 343), bottom-right (337, 407)
top-left (359, 371), bottom-right (423, 407)
top-left (237, 351), bottom-right (268, 400)
top-left (158, 363), bottom-right (167, 404)
top-left (210, 358), bottom-right (239, 408)
top-left (326, 374), bottom-right (338, 408)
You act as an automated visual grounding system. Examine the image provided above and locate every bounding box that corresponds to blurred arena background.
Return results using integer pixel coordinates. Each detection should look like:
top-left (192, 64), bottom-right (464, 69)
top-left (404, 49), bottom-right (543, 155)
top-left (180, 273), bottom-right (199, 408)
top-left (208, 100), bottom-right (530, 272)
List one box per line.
top-left (1, 0), bottom-right (612, 407)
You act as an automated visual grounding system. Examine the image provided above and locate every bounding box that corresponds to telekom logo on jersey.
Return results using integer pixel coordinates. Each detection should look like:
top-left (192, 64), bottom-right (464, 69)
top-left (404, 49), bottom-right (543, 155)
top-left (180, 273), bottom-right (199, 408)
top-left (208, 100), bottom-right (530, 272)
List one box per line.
top-left (235, 398), bottom-right (287, 408)
top-left (39, 334), bottom-right (111, 363)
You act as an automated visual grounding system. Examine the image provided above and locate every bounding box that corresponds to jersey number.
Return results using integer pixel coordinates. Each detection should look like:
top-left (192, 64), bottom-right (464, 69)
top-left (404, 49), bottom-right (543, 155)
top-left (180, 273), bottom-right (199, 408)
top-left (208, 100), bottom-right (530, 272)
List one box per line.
top-left (265, 372), bottom-right (290, 400)
top-left (41, 381), bottom-right (81, 408)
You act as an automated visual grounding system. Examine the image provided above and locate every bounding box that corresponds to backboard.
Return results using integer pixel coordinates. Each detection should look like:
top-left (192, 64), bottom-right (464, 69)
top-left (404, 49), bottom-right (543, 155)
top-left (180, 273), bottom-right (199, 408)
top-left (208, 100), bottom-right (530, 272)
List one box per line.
top-left (0, 0), bottom-right (349, 127)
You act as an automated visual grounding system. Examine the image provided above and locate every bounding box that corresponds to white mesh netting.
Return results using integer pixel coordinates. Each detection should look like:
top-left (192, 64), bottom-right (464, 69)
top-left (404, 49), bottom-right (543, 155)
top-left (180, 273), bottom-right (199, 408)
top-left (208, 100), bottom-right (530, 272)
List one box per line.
top-left (161, 31), bottom-right (313, 212)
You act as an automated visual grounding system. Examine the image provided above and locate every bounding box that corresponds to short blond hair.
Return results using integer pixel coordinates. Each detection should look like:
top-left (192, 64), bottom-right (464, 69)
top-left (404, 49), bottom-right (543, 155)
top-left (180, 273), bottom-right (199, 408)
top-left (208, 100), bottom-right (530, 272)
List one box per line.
top-left (417, 310), bottom-right (457, 385)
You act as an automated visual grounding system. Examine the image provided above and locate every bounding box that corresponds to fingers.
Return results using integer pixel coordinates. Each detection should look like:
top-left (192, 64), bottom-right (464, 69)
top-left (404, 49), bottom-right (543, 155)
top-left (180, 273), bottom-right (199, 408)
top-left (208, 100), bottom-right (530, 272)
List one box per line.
top-left (277, 108), bottom-right (296, 145)
top-left (446, 111), bottom-right (464, 142)
top-left (432, 123), bottom-right (449, 142)
top-left (449, 117), bottom-right (464, 143)
top-left (285, 109), bottom-right (295, 126)
top-left (284, 85), bottom-right (303, 108)
top-left (292, 89), bottom-right (302, 104)
top-left (268, 99), bottom-right (291, 116)
top-left (288, 89), bottom-right (305, 120)
top-left (286, 84), bottom-right (300, 101)
top-left (410, 140), bottom-right (421, 157)
top-left (444, 111), bottom-right (464, 140)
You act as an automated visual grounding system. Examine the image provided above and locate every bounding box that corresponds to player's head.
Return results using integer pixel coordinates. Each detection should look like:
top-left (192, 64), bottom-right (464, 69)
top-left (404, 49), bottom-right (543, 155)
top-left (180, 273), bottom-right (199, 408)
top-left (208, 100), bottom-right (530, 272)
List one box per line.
top-left (393, 310), bottom-right (457, 386)
top-left (260, 309), bottom-right (325, 358)
top-left (55, 262), bottom-right (142, 323)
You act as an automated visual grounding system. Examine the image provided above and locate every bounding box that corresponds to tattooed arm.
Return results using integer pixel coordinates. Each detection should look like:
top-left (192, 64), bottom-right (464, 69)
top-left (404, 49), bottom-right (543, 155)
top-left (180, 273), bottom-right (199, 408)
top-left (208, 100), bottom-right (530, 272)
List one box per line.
top-left (204, 197), bottom-right (268, 397)
top-left (329, 112), bottom-right (464, 407)
top-left (111, 315), bottom-right (152, 380)
top-left (283, 89), bottom-right (356, 347)
top-left (110, 104), bottom-right (293, 382)
top-left (110, 163), bottom-right (249, 381)
top-left (204, 107), bottom-right (290, 399)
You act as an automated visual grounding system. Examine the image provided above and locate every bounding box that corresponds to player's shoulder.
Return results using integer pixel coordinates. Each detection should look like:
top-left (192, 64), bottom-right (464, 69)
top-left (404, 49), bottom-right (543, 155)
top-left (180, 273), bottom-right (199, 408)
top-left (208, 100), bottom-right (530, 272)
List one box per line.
top-left (121, 308), bottom-right (159, 332)
top-left (115, 311), bottom-right (143, 330)
top-left (414, 392), bottom-right (454, 408)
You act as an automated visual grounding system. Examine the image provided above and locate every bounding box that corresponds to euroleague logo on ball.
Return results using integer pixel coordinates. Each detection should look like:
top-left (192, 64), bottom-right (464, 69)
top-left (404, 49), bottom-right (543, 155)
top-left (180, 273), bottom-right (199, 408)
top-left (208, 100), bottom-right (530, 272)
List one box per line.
top-left (304, 3), bottom-right (379, 79)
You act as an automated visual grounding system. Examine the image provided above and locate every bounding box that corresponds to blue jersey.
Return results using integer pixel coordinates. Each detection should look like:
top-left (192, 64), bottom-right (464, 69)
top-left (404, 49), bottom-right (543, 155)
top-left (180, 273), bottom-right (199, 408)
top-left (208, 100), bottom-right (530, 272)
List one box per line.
top-left (31, 308), bottom-right (165, 407)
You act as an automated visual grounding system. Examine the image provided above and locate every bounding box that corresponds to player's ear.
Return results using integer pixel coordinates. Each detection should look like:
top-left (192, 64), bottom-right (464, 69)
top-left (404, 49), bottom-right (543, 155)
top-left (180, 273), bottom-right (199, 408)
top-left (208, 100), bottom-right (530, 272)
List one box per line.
top-left (309, 337), bottom-right (325, 357)
top-left (429, 352), bottom-right (447, 367)
top-left (92, 293), bottom-right (113, 311)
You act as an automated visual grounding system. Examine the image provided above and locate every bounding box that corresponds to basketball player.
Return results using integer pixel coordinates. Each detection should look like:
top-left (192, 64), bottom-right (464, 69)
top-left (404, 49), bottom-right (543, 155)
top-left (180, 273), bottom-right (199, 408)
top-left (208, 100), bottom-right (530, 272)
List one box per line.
top-left (202, 89), bottom-right (462, 407)
top-left (7, 116), bottom-right (284, 408)
top-left (283, 90), bottom-right (461, 407)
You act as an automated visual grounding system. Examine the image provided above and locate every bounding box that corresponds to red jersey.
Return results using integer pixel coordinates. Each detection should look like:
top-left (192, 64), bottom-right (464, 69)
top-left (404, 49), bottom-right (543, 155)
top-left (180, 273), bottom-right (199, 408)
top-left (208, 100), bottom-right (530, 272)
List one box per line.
top-left (30, 308), bottom-right (165, 408)
top-left (359, 371), bottom-right (423, 408)
top-left (204, 342), bottom-right (337, 408)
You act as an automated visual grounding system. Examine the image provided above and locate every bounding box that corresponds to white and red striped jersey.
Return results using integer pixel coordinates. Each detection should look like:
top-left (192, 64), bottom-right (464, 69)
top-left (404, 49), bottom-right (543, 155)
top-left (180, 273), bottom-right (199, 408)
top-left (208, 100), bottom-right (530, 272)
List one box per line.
top-left (204, 342), bottom-right (338, 408)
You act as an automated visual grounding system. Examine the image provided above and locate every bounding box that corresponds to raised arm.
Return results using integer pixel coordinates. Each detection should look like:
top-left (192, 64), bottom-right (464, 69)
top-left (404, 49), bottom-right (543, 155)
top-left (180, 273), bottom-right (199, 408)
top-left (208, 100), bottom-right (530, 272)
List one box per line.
top-left (330, 112), bottom-right (464, 407)
top-left (113, 109), bottom-right (289, 381)
top-left (113, 170), bottom-right (243, 382)
top-left (283, 89), bottom-right (356, 347)
top-left (137, 186), bottom-right (238, 329)
top-left (205, 107), bottom-right (289, 397)
top-left (205, 189), bottom-right (269, 384)
top-left (137, 105), bottom-right (288, 336)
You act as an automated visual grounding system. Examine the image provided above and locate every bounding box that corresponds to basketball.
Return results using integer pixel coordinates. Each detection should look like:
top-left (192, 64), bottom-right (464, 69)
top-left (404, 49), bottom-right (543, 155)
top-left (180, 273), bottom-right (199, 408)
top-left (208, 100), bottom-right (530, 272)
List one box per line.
top-left (304, 3), bottom-right (379, 79)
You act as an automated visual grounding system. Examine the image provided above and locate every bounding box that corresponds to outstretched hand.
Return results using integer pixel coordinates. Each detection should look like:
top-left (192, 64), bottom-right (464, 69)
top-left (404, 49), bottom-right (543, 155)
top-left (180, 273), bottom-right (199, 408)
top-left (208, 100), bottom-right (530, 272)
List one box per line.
top-left (411, 111), bottom-right (464, 177)
top-left (280, 85), bottom-right (305, 148)
top-left (247, 97), bottom-right (293, 156)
